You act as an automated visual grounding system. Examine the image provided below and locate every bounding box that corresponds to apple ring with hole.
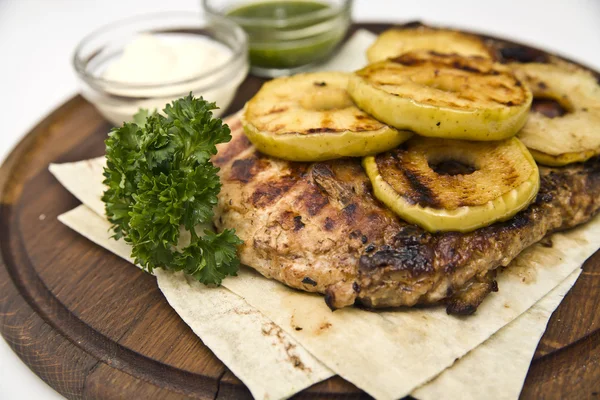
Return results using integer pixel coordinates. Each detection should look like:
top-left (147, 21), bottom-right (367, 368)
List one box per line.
top-left (511, 62), bottom-right (600, 166)
top-left (349, 51), bottom-right (532, 141)
top-left (241, 72), bottom-right (412, 162)
top-left (367, 26), bottom-right (494, 63)
top-left (362, 136), bottom-right (540, 233)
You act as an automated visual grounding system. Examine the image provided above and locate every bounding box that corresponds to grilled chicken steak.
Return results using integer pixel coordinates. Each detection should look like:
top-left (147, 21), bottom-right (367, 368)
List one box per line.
top-left (214, 118), bottom-right (600, 315)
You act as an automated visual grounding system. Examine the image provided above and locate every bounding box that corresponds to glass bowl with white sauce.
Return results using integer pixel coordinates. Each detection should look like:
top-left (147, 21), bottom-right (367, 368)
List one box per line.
top-left (73, 12), bottom-right (249, 126)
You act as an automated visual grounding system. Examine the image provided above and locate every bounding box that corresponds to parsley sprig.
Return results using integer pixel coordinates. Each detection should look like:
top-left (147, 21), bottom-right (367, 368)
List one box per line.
top-left (102, 94), bottom-right (242, 284)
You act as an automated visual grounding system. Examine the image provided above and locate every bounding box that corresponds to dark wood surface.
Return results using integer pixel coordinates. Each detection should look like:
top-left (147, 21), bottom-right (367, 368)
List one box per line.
top-left (1, 23), bottom-right (599, 400)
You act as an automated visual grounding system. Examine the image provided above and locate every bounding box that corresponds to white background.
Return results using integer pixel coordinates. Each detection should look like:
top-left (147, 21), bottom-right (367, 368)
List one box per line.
top-left (0, 0), bottom-right (599, 398)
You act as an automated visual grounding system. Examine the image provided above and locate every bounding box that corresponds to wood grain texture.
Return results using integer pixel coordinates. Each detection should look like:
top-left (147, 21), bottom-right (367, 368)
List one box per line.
top-left (1, 23), bottom-right (599, 400)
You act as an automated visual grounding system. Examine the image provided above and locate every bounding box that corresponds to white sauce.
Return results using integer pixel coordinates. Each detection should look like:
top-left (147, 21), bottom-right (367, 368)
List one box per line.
top-left (92, 34), bottom-right (247, 126)
top-left (103, 34), bottom-right (230, 84)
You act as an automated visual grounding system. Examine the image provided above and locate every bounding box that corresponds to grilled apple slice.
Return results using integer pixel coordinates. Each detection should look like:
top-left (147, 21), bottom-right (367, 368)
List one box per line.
top-left (363, 137), bottom-right (540, 232)
top-left (511, 63), bottom-right (600, 166)
top-left (242, 72), bottom-right (412, 162)
top-left (367, 26), bottom-right (493, 63)
top-left (528, 148), bottom-right (600, 167)
top-left (349, 51), bottom-right (532, 140)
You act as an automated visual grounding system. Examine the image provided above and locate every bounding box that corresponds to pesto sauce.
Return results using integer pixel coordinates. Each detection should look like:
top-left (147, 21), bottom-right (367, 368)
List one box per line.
top-left (228, 1), bottom-right (329, 19)
top-left (227, 1), bottom-right (345, 70)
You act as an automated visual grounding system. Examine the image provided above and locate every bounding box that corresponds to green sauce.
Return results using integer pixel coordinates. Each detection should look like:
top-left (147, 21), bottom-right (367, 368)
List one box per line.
top-left (228, 1), bottom-right (329, 20)
top-left (226, 1), bottom-right (349, 72)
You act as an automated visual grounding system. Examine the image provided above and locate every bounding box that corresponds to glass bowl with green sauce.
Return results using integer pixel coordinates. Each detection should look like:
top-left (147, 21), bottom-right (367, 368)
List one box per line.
top-left (203, 0), bottom-right (352, 77)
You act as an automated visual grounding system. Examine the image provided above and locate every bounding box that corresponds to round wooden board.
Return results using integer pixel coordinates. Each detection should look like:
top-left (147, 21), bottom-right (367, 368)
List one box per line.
top-left (1, 23), bottom-right (599, 400)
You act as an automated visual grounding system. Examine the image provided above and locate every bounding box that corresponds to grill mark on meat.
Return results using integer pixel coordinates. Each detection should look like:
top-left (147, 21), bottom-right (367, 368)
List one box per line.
top-left (301, 183), bottom-right (330, 216)
top-left (229, 156), bottom-right (269, 183)
top-left (324, 217), bottom-right (335, 231)
top-left (360, 244), bottom-right (434, 277)
top-left (249, 161), bottom-right (309, 208)
top-left (293, 215), bottom-right (305, 231)
top-left (251, 176), bottom-right (297, 208)
top-left (343, 203), bottom-right (357, 222)
top-left (214, 133), bottom-right (251, 166)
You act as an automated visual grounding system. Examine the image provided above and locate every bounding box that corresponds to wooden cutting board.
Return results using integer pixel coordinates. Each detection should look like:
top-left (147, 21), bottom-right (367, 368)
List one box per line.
top-left (1, 23), bottom-right (599, 400)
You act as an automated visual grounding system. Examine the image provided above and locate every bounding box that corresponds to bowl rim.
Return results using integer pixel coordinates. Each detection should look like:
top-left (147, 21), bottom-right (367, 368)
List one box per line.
top-left (202, 0), bottom-right (353, 29)
top-left (72, 11), bottom-right (248, 90)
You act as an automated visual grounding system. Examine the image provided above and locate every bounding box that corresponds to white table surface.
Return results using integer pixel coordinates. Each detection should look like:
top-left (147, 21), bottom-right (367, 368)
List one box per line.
top-left (1, 0), bottom-right (599, 398)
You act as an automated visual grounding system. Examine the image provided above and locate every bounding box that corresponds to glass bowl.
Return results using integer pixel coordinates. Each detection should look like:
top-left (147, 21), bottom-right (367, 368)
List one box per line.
top-left (203, 0), bottom-right (352, 77)
top-left (73, 12), bottom-right (249, 126)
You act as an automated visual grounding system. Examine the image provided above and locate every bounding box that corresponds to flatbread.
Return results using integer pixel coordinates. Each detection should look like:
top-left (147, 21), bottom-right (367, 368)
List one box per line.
top-left (58, 205), bottom-right (334, 400)
top-left (57, 203), bottom-right (586, 400)
top-left (51, 151), bottom-right (599, 400)
top-left (412, 268), bottom-right (581, 400)
top-left (220, 220), bottom-right (597, 399)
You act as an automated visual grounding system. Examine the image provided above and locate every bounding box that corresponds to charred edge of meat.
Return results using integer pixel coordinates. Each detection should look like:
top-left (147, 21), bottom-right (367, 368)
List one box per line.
top-left (302, 277), bottom-right (317, 286)
top-left (359, 244), bottom-right (434, 277)
top-left (324, 290), bottom-right (338, 311)
top-left (393, 225), bottom-right (430, 246)
top-left (446, 273), bottom-right (498, 315)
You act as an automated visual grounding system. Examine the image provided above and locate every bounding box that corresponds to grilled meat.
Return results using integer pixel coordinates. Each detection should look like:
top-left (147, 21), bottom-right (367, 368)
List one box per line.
top-left (214, 118), bottom-right (600, 314)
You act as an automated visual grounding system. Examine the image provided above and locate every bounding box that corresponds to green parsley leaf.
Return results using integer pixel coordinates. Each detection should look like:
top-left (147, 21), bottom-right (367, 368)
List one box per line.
top-left (102, 94), bottom-right (242, 284)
